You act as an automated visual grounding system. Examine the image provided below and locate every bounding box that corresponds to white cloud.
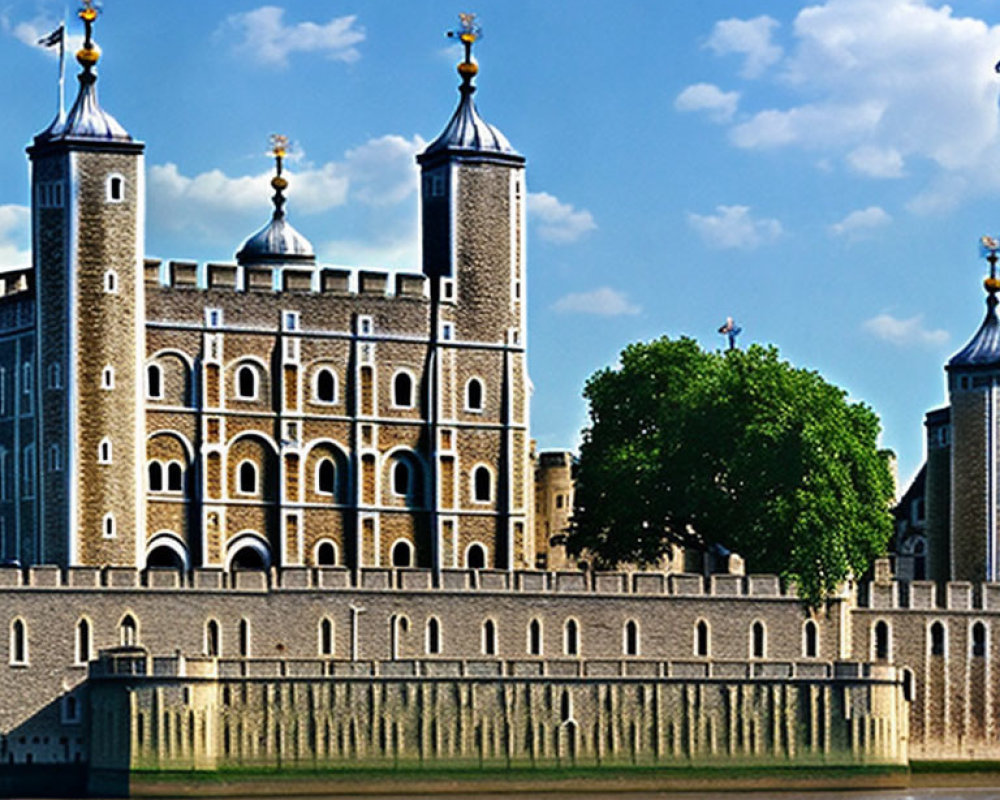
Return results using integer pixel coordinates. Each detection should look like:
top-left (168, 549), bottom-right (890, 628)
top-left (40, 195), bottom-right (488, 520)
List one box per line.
top-left (0, 205), bottom-right (30, 271)
top-left (693, 0), bottom-right (1000, 209)
top-left (845, 145), bottom-right (905, 178)
top-left (552, 287), bottom-right (640, 317)
top-left (528, 192), bottom-right (596, 244)
top-left (706, 16), bottom-right (783, 78)
top-left (686, 205), bottom-right (783, 250)
top-left (829, 206), bottom-right (892, 239)
top-left (341, 135), bottom-right (424, 207)
top-left (216, 6), bottom-right (364, 68)
top-left (674, 83), bottom-right (740, 123)
top-left (862, 313), bottom-right (949, 347)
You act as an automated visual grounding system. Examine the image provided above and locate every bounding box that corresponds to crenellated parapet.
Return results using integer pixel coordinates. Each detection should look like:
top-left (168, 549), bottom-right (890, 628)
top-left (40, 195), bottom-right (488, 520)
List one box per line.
top-left (0, 565), bottom-right (811, 597)
top-left (143, 258), bottom-right (430, 300)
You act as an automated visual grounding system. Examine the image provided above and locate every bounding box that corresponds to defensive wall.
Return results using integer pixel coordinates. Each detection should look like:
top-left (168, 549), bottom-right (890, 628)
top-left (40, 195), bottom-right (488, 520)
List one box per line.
top-left (84, 648), bottom-right (905, 797)
top-left (5, 564), bottom-right (1000, 782)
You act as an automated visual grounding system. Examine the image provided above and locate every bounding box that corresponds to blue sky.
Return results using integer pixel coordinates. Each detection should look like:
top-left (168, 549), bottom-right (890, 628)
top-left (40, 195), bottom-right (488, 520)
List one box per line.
top-left (2, 0), bottom-right (1000, 490)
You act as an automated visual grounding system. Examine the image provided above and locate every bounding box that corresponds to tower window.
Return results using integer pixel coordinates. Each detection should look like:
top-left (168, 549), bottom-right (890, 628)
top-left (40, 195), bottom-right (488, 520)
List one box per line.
top-left (238, 619), bottom-right (250, 657)
top-left (47, 362), bottom-right (61, 390)
top-left (106, 174), bottom-right (125, 203)
top-left (167, 462), bottom-right (183, 492)
top-left (426, 617), bottom-right (441, 655)
top-left (751, 621), bottom-right (766, 659)
top-left (48, 443), bottom-right (61, 473)
top-left (22, 363), bottom-right (31, 394)
top-left (695, 620), bottom-right (710, 657)
top-left (119, 615), bottom-right (137, 647)
top-left (103, 270), bottom-right (118, 294)
top-left (237, 461), bottom-right (257, 495)
top-left (472, 466), bottom-right (491, 503)
top-left (319, 618), bottom-right (334, 656)
top-left (21, 446), bottom-right (34, 498)
top-left (101, 365), bottom-right (114, 390)
top-left (392, 460), bottom-right (411, 497)
top-left (314, 368), bottom-right (336, 404)
top-left (98, 438), bottom-right (112, 464)
top-left (973, 622), bottom-right (987, 658)
top-left (103, 513), bottom-right (116, 539)
top-left (482, 619), bottom-right (497, 655)
top-left (205, 619), bottom-right (220, 657)
top-left (10, 618), bottom-right (27, 665)
top-left (803, 620), bottom-right (818, 658)
top-left (624, 620), bottom-right (640, 656)
top-left (392, 371), bottom-right (414, 408)
top-left (316, 541), bottom-right (337, 566)
top-left (564, 619), bottom-right (579, 656)
top-left (75, 618), bottom-right (91, 664)
top-left (528, 619), bottom-right (542, 656)
top-left (466, 543), bottom-right (486, 569)
top-left (316, 458), bottom-right (336, 495)
top-left (465, 378), bottom-right (484, 412)
top-left (391, 540), bottom-right (413, 568)
top-left (148, 461), bottom-right (163, 492)
top-left (930, 621), bottom-right (946, 656)
top-left (235, 365), bottom-right (257, 400)
top-left (147, 365), bottom-right (162, 399)
top-left (874, 620), bottom-right (891, 661)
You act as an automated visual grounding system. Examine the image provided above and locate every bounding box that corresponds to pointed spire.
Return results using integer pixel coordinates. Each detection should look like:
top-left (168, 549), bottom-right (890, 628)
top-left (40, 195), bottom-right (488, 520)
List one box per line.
top-left (236, 135), bottom-right (315, 268)
top-left (419, 13), bottom-right (522, 167)
top-left (948, 237), bottom-right (1000, 370)
top-left (35, 0), bottom-right (131, 144)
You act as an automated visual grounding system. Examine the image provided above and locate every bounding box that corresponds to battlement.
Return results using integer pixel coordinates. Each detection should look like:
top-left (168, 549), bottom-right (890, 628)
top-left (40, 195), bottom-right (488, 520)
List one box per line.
top-left (144, 258), bottom-right (429, 299)
top-left (857, 578), bottom-right (1000, 612)
top-left (0, 565), bottom-right (806, 598)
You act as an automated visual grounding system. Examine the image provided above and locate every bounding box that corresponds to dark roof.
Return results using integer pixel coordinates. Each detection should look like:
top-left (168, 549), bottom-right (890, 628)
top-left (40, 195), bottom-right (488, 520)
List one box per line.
top-left (948, 294), bottom-right (1000, 370)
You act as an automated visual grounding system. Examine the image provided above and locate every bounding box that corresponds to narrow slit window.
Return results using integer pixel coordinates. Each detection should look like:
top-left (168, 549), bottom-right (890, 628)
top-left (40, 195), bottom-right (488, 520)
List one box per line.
top-left (147, 365), bottom-right (162, 399)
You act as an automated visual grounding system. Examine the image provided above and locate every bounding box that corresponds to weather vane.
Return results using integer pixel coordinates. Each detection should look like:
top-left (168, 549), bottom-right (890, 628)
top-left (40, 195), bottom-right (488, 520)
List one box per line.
top-left (981, 236), bottom-right (1000, 294)
top-left (77, 0), bottom-right (100, 72)
top-left (269, 135), bottom-right (290, 219)
top-left (718, 316), bottom-right (742, 351)
top-left (447, 13), bottom-right (482, 77)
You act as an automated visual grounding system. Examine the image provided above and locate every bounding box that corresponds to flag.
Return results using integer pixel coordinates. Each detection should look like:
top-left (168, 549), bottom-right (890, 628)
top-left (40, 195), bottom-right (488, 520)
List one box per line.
top-left (38, 24), bottom-right (64, 49)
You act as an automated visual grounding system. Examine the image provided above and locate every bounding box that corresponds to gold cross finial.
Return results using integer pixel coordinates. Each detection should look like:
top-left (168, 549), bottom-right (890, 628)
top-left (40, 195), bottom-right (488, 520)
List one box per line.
top-left (79, 0), bottom-right (98, 23)
top-left (448, 13), bottom-right (483, 85)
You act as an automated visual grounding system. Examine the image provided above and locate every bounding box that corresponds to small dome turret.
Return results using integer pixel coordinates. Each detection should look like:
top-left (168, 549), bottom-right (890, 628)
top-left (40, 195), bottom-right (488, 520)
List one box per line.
top-left (948, 238), bottom-right (1000, 371)
top-left (236, 135), bottom-right (316, 268)
top-left (35, 1), bottom-right (132, 145)
top-left (418, 14), bottom-right (523, 169)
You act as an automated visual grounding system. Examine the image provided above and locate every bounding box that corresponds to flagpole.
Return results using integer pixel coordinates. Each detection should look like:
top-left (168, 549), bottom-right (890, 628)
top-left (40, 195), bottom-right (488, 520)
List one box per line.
top-left (58, 19), bottom-right (66, 122)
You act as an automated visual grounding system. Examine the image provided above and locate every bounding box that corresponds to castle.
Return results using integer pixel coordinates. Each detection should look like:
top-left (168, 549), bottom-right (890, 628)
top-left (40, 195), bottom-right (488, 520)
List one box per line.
top-left (5, 7), bottom-right (1000, 797)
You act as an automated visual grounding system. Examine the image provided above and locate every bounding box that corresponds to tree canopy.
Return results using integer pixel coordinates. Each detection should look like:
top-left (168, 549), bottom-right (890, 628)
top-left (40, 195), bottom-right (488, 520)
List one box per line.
top-left (567, 337), bottom-right (895, 605)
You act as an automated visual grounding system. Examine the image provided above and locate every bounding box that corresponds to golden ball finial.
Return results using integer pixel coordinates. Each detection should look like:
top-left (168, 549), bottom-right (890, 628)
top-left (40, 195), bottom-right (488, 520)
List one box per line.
top-left (76, 46), bottom-right (100, 67)
top-left (985, 276), bottom-right (1000, 293)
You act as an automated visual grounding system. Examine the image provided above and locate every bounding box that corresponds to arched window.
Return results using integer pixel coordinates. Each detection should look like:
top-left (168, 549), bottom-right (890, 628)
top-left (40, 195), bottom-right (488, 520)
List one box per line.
top-left (319, 618), bottom-right (334, 656)
top-left (236, 365), bottom-right (257, 400)
top-left (466, 543), bottom-right (486, 569)
top-left (874, 621), bottom-right (890, 661)
top-left (98, 438), bottom-right (112, 464)
top-left (238, 461), bottom-right (257, 495)
top-left (48, 443), bottom-right (61, 473)
top-left (315, 369), bottom-right (336, 403)
top-left (482, 619), bottom-right (497, 655)
top-left (239, 619), bottom-right (250, 657)
top-left (106, 174), bottom-right (124, 202)
top-left (560, 690), bottom-right (572, 723)
top-left (803, 620), bottom-right (818, 658)
top-left (48, 362), bottom-right (61, 389)
top-left (167, 462), bottom-right (183, 492)
top-left (205, 619), bottom-right (220, 657)
top-left (393, 461), bottom-right (410, 497)
top-left (392, 371), bottom-right (413, 408)
top-left (902, 668), bottom-right (914, 702)
top-left (473, 466), bottom-right (491, 503)
top-left (695, 620), bottom-right (710, 657)
top-left (148, 461), bottom-right (163, 492)
top-left (316, 541), bottom-right (337, 566)
top-left (390, 614), bottom-right (409, 660)
top-left (391, 540), bottom-right (413, 568)
top-left (10, 618), bottom-right (27, 665)
top-left (101, 365), bottom-right (114, 390)
top-left (147, 364), bottom-right (162, 399)
top-left (103, 513), bottom-right (116, 539)
top-left (316, 459), bottom-right (336, 495)
top-left (624, 620), bottom-right (639, 656)
top-left (930, 621), bottom-right (946, 656)
top-left (564, 619), bottom-right (579, 656)
top-left (528, 619), bottom-right (542, 656)
top-left (120, 614), bottom-right (137, 647)
top-left (466, 378), bottom-right (484, 411)
top-left (76, 618), bottom-right (91, 664)
top-left (426, 617), bottom-right (441, 655)
top-left (751, 621), bottom-right (766, 659)
top-left (973, 621), bottom-right (987, 658)
top-left (103, 270), bottom-right (118, 294)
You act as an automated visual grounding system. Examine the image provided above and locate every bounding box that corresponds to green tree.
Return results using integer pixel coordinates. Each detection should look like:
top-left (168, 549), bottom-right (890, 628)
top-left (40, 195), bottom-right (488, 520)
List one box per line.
top-left (568, 337), bottom-right (895, 605)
